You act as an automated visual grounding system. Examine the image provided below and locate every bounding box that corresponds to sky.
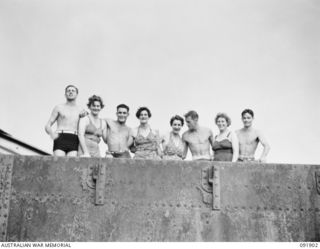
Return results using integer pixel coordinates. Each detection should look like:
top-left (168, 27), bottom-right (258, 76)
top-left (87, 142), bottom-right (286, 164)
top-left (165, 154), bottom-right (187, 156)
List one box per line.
top-left (0, 0), bottom-right (319, 164)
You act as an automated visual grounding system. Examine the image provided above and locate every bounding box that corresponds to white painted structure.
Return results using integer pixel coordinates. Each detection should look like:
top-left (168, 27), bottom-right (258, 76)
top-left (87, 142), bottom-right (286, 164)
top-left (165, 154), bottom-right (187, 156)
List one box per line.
top-left (0, 129), bottom-right (50, 156)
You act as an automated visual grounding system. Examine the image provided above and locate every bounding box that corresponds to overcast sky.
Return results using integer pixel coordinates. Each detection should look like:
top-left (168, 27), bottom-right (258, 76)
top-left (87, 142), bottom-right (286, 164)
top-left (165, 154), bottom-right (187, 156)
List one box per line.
top-left (0, 0), bottom-right (319, 164)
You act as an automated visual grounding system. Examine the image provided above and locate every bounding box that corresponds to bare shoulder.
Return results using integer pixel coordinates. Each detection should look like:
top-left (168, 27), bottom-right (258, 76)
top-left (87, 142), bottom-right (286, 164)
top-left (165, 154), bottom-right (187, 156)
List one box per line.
top-left (254, 129), bottom-right (264, 137)
top-left (54, 103), bottom-right (64, 112)
top-left (132, 127), bottom-right (139, 137)
top-left (182, 130), bottom-right (190, 140)
top-left (105, 118), bottom-right (115, 128)
top-left (201, 126), bottom-right (213, 135)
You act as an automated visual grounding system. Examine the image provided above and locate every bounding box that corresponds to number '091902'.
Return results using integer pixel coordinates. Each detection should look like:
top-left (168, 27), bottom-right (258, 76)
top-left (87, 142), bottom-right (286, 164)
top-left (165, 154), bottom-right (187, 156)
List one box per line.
top-left (300, 243), bottom-right (318, 247)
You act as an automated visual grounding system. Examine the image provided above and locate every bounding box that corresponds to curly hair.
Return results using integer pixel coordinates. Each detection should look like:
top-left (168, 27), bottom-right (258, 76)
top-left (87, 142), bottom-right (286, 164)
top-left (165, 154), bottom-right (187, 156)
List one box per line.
top-left (136, 106), bottom-right (152, 119)
top-left (87, 95), bottom-right (104, 109)
top-left (170, 115), bottom-right (184, 127)
top-left (215, 112), bottom-right (231, 126)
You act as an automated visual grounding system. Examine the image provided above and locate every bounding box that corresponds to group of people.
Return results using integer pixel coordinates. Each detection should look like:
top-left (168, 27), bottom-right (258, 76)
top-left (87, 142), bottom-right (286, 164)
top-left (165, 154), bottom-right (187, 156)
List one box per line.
top-left (45, 85), bottom-right (270, 162)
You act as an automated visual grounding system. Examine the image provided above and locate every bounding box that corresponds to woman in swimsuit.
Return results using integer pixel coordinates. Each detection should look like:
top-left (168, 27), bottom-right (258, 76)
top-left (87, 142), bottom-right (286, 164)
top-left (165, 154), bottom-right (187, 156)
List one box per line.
top-left (78, 95), bottom-right (107, 157)
top-left (212, 113), bottom-right (239, 162)
top-left (131, 107), bottom-right (162, 159)
top-left (161, 115), bottom-right (184, 160)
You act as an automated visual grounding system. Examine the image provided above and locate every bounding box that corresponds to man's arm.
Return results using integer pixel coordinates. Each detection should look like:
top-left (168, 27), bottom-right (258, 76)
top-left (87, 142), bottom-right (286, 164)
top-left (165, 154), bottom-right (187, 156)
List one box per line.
top-left (78, 116), bottom-right (90, 157)
top-left (101, 119), bottom-right (108, 144)
top-left (257, 130), bottom-right (270, 163)
top-left (127, 128), bottom-right (134, 149)
top-left (45, 106), bottom-right (59, 140)
top-left (230, 131), bottom-right (239, 162)
top-left (182, 133), bottom-right (188, 160)
top-left (208, 129), bottom-right (215, 148)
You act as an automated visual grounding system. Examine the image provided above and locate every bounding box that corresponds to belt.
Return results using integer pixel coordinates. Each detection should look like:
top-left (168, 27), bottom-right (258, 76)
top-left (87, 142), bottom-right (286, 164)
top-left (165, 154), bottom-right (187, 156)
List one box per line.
top-left (238, 156), bottom-right (255, 161)
top-left (56, 130), bottom-right (78, 135)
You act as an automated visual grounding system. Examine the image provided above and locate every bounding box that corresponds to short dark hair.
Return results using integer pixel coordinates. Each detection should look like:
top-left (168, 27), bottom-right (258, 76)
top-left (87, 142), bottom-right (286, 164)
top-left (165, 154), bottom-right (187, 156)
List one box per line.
top-left (136, 107), bottom-right (152, 119)
top-left (215, 113), bottom-right (231, 126)
top-left (65, 85), bottom-right (78, 94)
top-left (184, 110), bottom-right (199, 120)
top-left (87, 95), bottom-right (104, 109)
top-left (241, 109), bottom-right (254, 118)
top-left (170, 115), bottom-right (184, 126)
top-left (117, 104), bottom-right (129, 112)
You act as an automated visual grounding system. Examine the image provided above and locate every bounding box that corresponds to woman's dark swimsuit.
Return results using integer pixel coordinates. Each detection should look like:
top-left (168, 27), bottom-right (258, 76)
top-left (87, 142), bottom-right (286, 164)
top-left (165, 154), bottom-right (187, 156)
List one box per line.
top-left (212, 132), bottom-right (233, 162)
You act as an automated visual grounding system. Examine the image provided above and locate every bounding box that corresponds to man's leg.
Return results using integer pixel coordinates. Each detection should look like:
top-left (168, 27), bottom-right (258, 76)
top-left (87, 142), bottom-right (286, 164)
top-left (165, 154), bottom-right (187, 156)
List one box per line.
top-left (53, 150), bottom-right (66, 157)
top-left (66, 151), bottom-right (78, 157)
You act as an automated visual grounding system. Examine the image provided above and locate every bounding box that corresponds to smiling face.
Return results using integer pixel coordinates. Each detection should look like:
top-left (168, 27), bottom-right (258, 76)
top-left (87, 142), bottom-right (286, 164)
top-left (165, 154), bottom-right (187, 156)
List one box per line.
top-left (171, 119), bottom-right (183, 134)
top-left (65, 86), bottom-right (78, 101)
top-left (89, 100), bottom-right (102, 116)
top-left (116, 107), bottom-right (129, 124)
top-left (139, 110), bottom-right (149, 125)
top-left (185, 116), bottom-right (197, 131)
top-left (216, 117), bottom-right (228, 132)
top-left (242, 112), bottom-right (254, 128)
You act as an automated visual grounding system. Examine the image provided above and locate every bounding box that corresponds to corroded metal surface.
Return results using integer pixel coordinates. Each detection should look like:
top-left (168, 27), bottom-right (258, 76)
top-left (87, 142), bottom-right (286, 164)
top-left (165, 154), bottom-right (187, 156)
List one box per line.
top-left (2, 155), bottom-right (320, 241)
top-left (0, 155), bottom-right (13, 241)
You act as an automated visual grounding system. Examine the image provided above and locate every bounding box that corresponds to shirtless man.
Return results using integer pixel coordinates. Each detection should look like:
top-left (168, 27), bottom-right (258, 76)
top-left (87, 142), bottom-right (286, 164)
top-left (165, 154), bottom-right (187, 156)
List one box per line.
top-left (182, 110), bottom-right (214, 161)
top-left (45, 85), bottom-right (84, 156)
top-left (105, 104), bottom-right (133, 158)
top-left (236, 109), bottom-right (270, 163)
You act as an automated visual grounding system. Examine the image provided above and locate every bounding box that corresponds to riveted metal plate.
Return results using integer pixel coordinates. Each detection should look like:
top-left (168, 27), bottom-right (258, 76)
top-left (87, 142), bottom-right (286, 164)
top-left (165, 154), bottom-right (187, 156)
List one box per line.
top-left (4, 155), bottom-right (320, 242)
top-left (0, 155), bottom-right (14, 241)
top-left (95, 164), bottom-right (106, 205)
top-left (315, 171), bottom-right (320, 195)
top-left (212, 165), bottom-right (220, 210)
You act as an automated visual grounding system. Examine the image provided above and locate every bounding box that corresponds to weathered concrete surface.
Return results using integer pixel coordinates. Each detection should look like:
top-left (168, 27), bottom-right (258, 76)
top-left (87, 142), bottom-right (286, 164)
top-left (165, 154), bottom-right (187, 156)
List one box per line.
top-left (0, 154), bottom-right (319, 241)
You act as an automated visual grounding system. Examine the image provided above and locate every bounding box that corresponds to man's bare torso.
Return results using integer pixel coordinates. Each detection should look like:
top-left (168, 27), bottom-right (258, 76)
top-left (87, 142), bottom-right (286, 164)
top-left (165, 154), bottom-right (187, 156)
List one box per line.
top-left (56, 104), bottom-right (82, 132)
top-left (106, 119), bottom-right (131, 152)
top-left (236, 128), bottom-right (259, 159)
top-left (182, 127), bottom-right (213, 160)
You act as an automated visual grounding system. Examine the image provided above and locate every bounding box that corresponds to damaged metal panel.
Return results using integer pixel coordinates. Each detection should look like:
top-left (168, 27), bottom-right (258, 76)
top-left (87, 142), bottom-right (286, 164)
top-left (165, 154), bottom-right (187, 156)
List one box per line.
top-left (0, 155), bottom-right (14, 241)
top-left (2, 155), bottom-right (320, 241)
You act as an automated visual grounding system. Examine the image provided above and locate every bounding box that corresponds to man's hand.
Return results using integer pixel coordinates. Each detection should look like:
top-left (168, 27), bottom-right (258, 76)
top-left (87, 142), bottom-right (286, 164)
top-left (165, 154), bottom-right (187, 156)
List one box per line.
top-left (50, 132), bottom-right (59, 140)
top-left (258, 157), bottom-right (267, 163)
top-left (79, 110), bottom-right (89, 118)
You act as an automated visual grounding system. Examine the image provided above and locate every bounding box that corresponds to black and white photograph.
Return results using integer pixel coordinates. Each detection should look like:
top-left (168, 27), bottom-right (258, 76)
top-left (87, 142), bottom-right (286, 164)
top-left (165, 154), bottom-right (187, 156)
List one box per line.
top-left (0, 0), bottom-right (319, 245)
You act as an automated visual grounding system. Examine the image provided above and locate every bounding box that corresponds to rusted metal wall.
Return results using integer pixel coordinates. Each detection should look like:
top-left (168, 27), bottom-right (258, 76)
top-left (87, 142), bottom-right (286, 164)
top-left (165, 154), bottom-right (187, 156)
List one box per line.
top-left (0, 154), bottom-right (319, 241)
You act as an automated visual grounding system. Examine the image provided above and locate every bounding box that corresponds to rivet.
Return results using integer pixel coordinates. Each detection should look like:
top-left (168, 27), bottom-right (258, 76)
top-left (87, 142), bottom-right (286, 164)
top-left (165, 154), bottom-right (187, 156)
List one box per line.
top-left (279, 208), bottom-right (282, 211)
top-left (288, 186), bottom-right (291, 189)
top-left (300, 208), bottom-right (304, 211)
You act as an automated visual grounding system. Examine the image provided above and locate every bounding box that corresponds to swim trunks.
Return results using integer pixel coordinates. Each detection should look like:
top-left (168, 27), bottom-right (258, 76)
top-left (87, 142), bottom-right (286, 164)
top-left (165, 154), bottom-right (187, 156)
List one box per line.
top-left (53, 133), bottom-right (79, 154)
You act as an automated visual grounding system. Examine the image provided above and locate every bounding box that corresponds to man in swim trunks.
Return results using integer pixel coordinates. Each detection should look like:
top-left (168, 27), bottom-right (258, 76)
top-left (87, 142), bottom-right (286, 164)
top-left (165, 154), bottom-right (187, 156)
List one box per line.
top-left (45, 85), bottom-right (84, 156)
top-left (104, 104), bottom-right (133, 159)
top-left (182, 110), bottom-right (214, 161)
top-left (236, 109), bottom-right (270, 163)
